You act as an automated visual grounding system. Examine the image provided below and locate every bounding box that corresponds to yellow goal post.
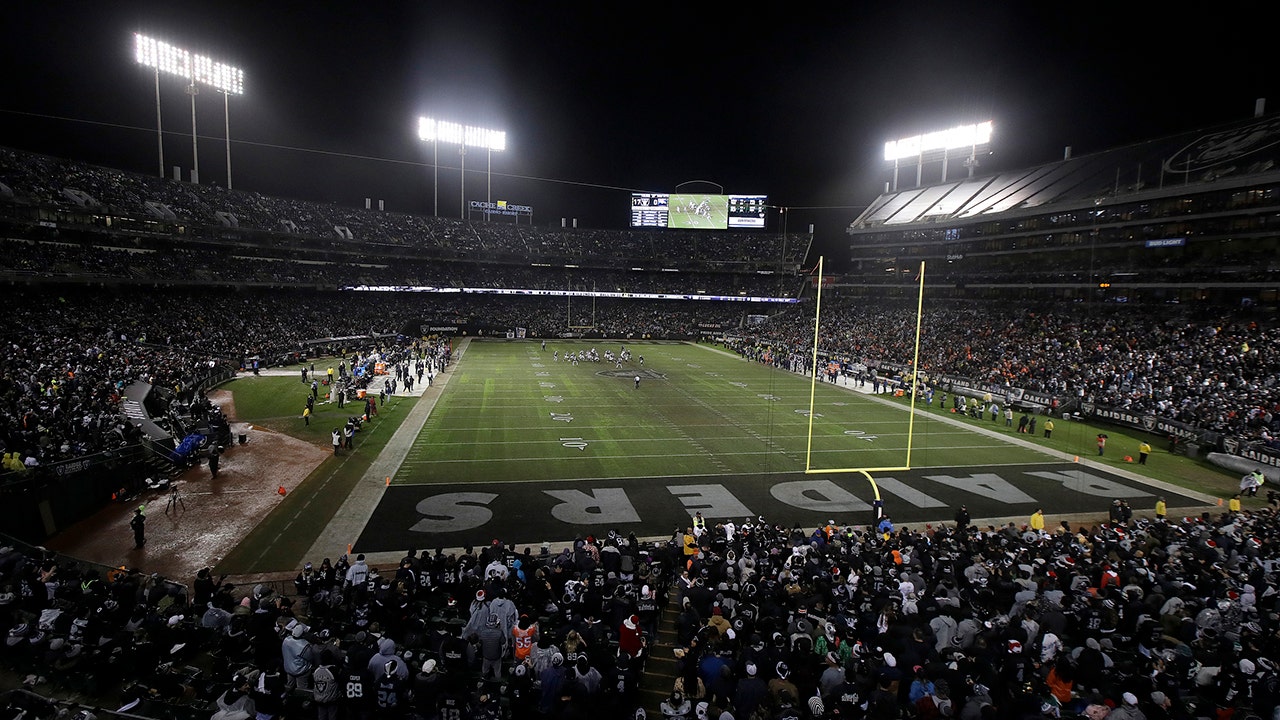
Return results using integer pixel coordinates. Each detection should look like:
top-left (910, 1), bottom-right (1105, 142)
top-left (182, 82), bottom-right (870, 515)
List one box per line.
top-left (803, 258), bottom-right (927, 501)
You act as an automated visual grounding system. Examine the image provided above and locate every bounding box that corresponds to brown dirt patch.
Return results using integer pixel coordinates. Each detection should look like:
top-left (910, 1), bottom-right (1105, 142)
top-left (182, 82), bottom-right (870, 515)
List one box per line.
top-left (45, 388), bottom-right (329, 583)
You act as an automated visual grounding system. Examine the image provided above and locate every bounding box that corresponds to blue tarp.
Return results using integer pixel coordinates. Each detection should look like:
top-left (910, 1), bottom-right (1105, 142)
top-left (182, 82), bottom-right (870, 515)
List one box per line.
top-left (171, 433), bottom-right (206, 461)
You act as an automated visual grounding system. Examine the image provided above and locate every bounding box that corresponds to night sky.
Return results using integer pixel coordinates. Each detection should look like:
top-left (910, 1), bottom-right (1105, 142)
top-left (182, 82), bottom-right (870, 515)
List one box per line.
top-left (3, 3), bottom-right (1278, 262)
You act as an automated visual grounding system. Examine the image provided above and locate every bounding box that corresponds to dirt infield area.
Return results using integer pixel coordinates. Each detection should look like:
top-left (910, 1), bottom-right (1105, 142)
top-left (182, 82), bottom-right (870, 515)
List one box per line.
top-left (44, 388), bottom-right (328, 582)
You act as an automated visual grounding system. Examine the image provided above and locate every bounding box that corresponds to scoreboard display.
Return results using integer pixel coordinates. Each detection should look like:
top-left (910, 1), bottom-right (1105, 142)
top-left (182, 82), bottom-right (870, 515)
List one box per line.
top-left (630, 193), bottom-right (669, 228)
top-left (728, 195), bottom-right (767, 228)
top-left (630, 192), bottom-right (767, 229)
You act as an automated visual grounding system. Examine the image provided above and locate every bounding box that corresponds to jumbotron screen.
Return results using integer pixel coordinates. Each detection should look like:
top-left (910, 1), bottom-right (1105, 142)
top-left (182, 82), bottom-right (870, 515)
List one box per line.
top-left (630, 193), bottom-right (767, 229)
top-left (669, 194), bottom-right (728, 230)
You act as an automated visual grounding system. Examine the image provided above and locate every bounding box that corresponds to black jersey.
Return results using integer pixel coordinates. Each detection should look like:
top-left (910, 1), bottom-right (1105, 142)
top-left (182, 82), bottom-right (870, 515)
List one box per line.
top-left (343, 671), bottom-right (369, 707)
top-left (374, 673), bottom-right (405, 713)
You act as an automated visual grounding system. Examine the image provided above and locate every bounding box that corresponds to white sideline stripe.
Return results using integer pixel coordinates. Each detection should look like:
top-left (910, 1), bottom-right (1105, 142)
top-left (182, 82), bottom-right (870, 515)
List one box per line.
top-left (398, 443), bottom-right (1013, 466)
top-left (407, 429), bottom-right (981, 444)
top-left (303, 339), bottom-right (472, 562)
top-left (414, 417), bottom-right (957, 427)
top-left (386, 459), bottom-right (1114, 486)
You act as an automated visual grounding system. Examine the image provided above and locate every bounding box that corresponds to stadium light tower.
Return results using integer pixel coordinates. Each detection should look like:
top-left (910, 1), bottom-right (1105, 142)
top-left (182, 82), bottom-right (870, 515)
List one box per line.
top-left (134, 33), bottom-right (244, 186)
top-left (418, 117), bottom-right (506, 218)
top-left (884, 120), bottom-right (992, 191)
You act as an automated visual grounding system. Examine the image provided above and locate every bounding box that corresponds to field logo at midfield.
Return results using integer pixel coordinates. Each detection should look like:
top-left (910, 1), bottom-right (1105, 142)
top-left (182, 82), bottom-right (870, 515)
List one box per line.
top-left (550, 413), bottom-right (574, 423)
top-left (596, 369), bottom-right (667, 380)
top-left (561, 437), bottom-right (588, 450)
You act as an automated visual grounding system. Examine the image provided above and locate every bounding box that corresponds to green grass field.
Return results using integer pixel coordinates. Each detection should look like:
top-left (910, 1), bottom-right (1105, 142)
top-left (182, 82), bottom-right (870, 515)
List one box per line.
top-left (213, 339), bottom-right (1247, 572)
top-left (220, 341), bottom-right (1249, 504)
top-left (393, 340), bottom-right (1056, 486)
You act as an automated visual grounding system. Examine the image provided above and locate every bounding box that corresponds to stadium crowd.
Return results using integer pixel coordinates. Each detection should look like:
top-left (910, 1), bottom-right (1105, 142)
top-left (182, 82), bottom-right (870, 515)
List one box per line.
top-left (740, 300), bottom-right (1280, 448)
top-left (0, 239), bottom-right (799, 298)
top-left (0, 149), bottom-right (805, 267)
top-left (3, 502), bottom-right (1280, 719)
top-left (0, 290), bottom-right (415, 471)
top-left (4, 286), bottom-right (1278, 475)
top-left (6, 144), bottom-right (1274, 465)
top-left (0, 287), bottom-right (762, 471)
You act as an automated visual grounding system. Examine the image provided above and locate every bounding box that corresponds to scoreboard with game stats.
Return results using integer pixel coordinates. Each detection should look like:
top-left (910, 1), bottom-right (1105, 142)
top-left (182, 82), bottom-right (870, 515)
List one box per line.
top-left (630, 193), bottom-right (669, 228)
top-left (629, 192), bottom-right (768, 229)
top-left (728, 195), bottom-right (767, 228)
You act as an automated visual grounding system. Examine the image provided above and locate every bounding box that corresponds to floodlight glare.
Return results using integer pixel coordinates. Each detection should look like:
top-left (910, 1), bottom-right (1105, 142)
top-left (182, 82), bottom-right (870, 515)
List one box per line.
top-left (419, 116), bottom-right (508, 218)
top-left (418, 117), bottom-right (505, 151)
top-left (884, 121), bottom-right (992, 161)
top-left (134, 33), bottom-right (244, 94)
top-left (134, 32), bottom-right (243, 186)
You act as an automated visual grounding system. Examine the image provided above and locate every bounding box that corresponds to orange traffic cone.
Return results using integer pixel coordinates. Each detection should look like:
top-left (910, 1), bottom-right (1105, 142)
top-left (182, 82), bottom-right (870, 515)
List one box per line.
top-left (278, 486), bottom-right (287, 496)
top-left (1218, 498), bottom-right (1224, 506)
top-left (1073, 456), bottom-right (1080, 463)
top-left (385, 476), bottom-right (391, 486)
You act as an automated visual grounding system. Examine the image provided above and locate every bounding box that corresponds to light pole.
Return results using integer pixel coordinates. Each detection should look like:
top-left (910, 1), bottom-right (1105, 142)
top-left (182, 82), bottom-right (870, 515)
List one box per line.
top-left (151, 66), bottom-right (163, 178)
top-left (222, 90), bottom-right (232, 189)
top-left (418, 117), bottom-right (505, 220)
top-left (187, 81), bottom-right (199, 182)
top-left (134, 33), bottom-right (244, 185)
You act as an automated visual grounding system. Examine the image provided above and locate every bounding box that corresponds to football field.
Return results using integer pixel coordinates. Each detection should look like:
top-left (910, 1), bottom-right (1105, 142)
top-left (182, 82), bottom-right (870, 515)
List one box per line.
top-left (397, 340), bottom-right (1045, 483)
top-left (349, 340), bottom-right (1205, 552)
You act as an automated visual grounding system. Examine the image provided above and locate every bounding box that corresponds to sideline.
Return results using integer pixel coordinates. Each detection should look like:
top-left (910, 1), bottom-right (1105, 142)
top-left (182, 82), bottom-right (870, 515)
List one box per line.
top-left (857, 389), bottom-right (1222, 506)
top-left (699, 342), bottom-right (1220, 508)
top-left (302, 339), bottom-right (472, 566)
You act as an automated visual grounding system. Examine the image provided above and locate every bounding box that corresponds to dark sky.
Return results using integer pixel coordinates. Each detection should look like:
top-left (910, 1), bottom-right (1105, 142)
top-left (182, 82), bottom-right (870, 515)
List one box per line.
top-left (3, 3), bottom-right (1278, 261)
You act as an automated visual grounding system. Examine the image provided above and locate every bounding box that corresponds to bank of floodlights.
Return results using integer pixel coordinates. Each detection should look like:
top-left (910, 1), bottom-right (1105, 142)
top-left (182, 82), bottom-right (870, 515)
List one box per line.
top-left (134, 33), bottom-right (244, 186)
top-left (417, 118), bottom-right (506, 151)
top-left (418, 117), bottom-right (506, 218)
top-left (883, 120), bottom-right (993, 190)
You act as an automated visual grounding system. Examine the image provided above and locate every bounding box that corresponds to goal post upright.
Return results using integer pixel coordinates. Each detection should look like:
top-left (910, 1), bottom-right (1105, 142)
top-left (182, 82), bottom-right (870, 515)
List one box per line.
top-left (803, 258), bottom-right (927, 504)
top-left (905, 260), bottom-right (926, 468)
top-left (804, 256), bottom-right (824, 472)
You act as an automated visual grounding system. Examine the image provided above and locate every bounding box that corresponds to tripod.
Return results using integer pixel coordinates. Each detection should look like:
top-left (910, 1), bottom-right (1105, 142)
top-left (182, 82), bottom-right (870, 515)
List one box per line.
top-left (165, 484), bottom-right (186, 514)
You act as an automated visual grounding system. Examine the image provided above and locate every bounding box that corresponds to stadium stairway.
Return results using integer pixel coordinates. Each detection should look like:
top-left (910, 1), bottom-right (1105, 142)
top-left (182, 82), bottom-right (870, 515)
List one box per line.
top-left (141, 448), bottom-right (184, 484)
top-left (641, 591), bottom-right (680, 716)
